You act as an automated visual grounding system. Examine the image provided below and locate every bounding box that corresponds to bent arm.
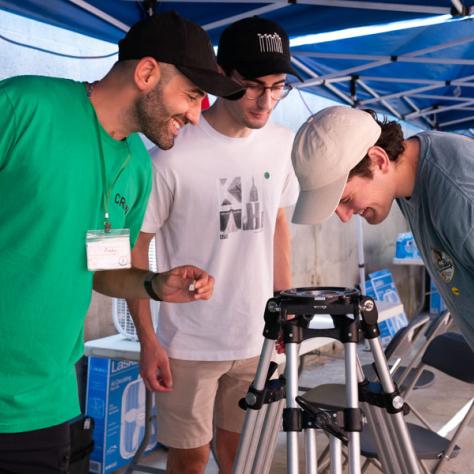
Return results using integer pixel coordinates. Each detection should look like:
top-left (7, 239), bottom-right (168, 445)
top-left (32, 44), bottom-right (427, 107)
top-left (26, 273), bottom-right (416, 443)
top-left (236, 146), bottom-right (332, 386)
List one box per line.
top-left (92, 232), bottom-right (215, 391)
top-left (92, 242), bottom-right (214, 302)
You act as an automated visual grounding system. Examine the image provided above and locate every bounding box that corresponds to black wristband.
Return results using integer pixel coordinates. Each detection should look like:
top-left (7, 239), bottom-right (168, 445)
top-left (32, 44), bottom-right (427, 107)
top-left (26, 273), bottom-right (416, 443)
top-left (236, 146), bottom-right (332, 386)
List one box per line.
top-left (144, 272), bottom-right (162, 301)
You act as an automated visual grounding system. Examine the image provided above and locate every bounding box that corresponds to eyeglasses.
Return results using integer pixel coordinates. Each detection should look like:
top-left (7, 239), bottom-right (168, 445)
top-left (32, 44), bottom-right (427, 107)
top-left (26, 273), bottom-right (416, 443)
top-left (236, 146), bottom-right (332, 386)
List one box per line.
top-left (243, 83), bottom-right (292, 101)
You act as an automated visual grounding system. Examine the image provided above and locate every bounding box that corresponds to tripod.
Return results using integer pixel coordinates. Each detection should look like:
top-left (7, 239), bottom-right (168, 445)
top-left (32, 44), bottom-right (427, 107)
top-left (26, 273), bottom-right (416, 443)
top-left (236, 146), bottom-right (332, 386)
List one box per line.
top-left (232, 287), bottom-right (420, 474)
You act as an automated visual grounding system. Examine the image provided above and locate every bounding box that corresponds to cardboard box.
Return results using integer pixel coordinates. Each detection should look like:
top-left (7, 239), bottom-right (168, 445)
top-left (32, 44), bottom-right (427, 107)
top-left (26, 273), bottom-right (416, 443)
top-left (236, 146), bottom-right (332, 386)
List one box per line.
top-left (395, 232), bottom-right (421, 260)
top-left (86, 357), bottom-right (158, 474)
top-left (365, 269), bottom-right (408, 346)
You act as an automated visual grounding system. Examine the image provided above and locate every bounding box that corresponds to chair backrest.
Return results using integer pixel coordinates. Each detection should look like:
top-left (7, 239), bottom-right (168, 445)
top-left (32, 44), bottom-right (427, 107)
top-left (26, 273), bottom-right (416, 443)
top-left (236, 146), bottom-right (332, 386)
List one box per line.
top-left (422, 332), bottom-right (474, 384)
top-left (397, 311), bottom-right (452, 393)
top-left (366, 311), bottom-right (452, 387)
top-left (385, 313), bottom-right (431, 361)
top-left (424, 310), bottom-right (452, 340)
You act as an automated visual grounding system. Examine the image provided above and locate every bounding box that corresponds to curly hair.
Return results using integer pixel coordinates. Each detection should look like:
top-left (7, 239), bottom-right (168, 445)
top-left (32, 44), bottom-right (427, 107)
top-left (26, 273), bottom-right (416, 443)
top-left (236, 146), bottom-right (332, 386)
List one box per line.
top-left (348, 109), bottom-right (405, 180)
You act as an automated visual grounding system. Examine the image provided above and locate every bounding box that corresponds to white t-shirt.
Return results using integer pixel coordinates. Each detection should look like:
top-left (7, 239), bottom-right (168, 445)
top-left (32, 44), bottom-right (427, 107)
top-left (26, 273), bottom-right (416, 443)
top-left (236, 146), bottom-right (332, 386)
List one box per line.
top-left (141, 116), bottom-right (299, 360)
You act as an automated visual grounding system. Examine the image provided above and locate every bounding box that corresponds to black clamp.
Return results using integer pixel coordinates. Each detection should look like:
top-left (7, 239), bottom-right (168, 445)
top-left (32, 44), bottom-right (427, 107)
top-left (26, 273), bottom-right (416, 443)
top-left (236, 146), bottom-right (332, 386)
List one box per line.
top-left (283, 407), bottom-right (302, 432)
top-left (359, 296), bottom-right (380, 339)
top-left (296, 396), bottom-right (348, 443)
top-left (282, 318), bottom-right (306, 344)
top-left (343, 407), bottom-right (363, 432)
top-left (263, 297), bottom-right (283, 340)
top-left (239, 384), bottom-right (265, 411)
top-left (358, 380), bottom-right (407, 414)
top-left (239, 366), bottom-right (284, 411)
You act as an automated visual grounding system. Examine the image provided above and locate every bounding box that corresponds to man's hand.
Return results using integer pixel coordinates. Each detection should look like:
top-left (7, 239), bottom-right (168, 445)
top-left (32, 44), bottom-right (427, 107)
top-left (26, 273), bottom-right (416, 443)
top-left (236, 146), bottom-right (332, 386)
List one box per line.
top-left (140, 339), bottom-right (173, 392)
top-left (154, 265), bottom-right (214, 302)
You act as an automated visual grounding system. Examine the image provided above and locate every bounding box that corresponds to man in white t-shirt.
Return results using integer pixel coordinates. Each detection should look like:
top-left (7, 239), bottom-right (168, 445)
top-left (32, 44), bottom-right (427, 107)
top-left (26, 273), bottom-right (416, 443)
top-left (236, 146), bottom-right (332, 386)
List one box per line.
top-left (128, 16), bottom-right (300, 474)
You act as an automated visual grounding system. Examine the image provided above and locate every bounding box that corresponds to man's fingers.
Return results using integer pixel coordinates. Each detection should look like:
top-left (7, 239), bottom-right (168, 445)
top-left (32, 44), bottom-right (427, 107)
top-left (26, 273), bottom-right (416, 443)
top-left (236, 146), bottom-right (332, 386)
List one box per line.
top-left (142, 369), bottom-right (173, 393)
top-left (194, 275), bottom-right (214, 293)
top-left (141, 370), bottom-right (161, 392)
top-left (159, 360), bottom-right (173, 389)
top-left (193, 291), bottom-right (212, 301)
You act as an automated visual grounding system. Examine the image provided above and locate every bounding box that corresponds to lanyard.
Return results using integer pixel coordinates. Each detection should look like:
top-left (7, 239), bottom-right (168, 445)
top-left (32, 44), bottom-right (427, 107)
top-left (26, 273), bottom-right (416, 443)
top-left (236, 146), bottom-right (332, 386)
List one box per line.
top-left (87, 83), bottom-right (131, 232)
top-left (94, 116), bottom-right (131, 232)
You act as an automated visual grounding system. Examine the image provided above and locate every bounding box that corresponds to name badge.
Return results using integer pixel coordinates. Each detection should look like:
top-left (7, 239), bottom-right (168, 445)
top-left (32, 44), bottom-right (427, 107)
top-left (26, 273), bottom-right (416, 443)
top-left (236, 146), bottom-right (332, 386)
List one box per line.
top-left (86, 229), bottom-right (131, 271)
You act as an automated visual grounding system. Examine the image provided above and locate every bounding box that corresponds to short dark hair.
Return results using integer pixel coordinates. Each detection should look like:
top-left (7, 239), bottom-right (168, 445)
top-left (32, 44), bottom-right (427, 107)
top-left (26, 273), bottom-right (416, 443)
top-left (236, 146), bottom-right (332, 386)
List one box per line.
top-left (348, 109), bottom-right (405, 180)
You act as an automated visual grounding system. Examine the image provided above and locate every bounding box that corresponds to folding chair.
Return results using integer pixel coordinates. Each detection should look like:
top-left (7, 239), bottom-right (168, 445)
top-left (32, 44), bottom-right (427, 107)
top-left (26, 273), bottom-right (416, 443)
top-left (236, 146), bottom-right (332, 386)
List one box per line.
top-left (361, 331), bottom-right (474, 474)
top-left (365, 311), bottom-right (452, 396)
top-left (303, 311), bottom-right (452, 407)
top-left (301, 311), bottom-right (452, 471)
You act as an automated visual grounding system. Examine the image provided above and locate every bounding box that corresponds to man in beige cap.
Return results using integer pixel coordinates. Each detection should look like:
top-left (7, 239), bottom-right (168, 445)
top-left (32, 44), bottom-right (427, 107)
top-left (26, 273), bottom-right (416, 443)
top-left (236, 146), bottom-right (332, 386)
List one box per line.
top-left (291, 105), bottom-right (474, 352)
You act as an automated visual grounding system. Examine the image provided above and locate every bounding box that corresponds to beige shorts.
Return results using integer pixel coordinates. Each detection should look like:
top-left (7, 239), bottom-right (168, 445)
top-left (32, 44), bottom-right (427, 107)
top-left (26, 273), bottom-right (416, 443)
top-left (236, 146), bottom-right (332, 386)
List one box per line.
top-left (156, 356), bottom-right (259, 449)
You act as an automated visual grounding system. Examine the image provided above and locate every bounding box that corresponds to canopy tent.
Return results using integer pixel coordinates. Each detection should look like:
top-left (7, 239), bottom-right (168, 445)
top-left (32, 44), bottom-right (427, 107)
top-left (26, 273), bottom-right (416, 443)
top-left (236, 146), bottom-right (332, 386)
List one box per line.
top-left (1, 1), bottom-right (469, 44)
top-left (2, 2), bottom-right (471, 303)
top-left (1, 0), bottom-right (473, 134)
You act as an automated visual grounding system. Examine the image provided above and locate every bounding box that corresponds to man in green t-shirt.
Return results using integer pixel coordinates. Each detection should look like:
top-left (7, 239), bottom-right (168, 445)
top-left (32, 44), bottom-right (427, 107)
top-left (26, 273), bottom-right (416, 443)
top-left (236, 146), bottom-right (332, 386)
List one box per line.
top-left (0, 11), bottom-right (242, 473)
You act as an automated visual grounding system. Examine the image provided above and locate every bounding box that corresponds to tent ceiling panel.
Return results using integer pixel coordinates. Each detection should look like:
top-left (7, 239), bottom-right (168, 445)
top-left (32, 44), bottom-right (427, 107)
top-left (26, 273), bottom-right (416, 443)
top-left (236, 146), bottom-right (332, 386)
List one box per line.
top-left (291, 17), bottom-right (474, 132)
top-left (1, 1), bottom-right (472, 43)
top-left (0, 0), bottom-right (473, 133)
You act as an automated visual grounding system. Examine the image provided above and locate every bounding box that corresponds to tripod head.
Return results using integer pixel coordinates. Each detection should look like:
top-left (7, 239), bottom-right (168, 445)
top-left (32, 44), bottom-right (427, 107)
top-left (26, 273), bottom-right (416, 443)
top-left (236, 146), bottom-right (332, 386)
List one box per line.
top-left (263, 286), bottom-right (380, 344)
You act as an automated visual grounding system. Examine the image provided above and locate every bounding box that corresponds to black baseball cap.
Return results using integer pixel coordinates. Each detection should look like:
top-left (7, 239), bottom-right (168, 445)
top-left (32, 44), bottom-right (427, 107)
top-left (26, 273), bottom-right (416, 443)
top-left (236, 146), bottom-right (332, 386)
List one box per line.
top-left (119, 12), bottom-right (244, 99)
top-left (217, 16), bottom-right (303, 81)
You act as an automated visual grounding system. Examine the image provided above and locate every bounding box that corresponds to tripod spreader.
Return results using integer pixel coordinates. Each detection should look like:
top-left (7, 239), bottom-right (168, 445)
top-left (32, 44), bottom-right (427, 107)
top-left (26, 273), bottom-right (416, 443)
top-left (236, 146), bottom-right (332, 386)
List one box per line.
top-left (296, 396), bottom-right (349, 444)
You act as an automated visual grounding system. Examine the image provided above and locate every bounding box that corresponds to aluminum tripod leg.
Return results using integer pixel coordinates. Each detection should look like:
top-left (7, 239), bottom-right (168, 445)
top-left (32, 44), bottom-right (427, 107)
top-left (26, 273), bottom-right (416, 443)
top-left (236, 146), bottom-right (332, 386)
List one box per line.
top-left (356, 357), bottom-right (398, 474)
top-left (382, 409), bottom-right (408, 472)
top-left (344, 342), bottom-right (361, 474)
top-left (232, 338), bottom-right (275, 474)
top-left (329, 436), bottom-right (343, 474)
top-left (257, 398), bottom-right (286, 474)
top-left (286, 342), bottom-right (301, 473)
top-left (243, 404), bottom-right (270, 474)
top-left (365, 405), bottom-right (400, 474)
top-left (367, 336), bottom-right (421, 473)
top-left (305, 428), bottom-right (318, 474)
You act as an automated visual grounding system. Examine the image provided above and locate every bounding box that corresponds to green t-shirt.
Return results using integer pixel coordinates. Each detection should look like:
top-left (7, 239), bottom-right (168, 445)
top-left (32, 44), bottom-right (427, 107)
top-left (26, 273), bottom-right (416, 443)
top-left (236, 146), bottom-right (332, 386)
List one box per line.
top-left (0, 76), bottom-right (152, 432)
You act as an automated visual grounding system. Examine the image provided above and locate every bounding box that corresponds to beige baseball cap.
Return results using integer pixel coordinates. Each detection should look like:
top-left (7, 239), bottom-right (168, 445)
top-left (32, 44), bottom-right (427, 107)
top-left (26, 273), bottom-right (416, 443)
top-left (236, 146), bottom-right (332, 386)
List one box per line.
top-left (291, 106), bottom-right (381, 225)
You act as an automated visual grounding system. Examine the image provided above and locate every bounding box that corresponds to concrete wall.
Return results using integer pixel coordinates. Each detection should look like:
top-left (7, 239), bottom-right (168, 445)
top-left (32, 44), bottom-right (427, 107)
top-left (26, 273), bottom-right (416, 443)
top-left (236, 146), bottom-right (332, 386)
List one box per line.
top-left (1, 10), bottom-right (423, 344)
top-left (287, 205), bottom-right (420, 318)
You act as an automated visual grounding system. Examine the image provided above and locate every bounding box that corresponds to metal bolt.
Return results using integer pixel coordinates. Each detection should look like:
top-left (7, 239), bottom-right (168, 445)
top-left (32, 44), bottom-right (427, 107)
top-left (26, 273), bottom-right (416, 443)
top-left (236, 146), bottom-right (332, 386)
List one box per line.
top-left (267, 301), bottom-right (280, 312)
top-left (392, 396), bottom-right (404, 410)
top-left (245, 393), bottom-right (257, 406)
top-left (362, 300), bottom-right (375, 311)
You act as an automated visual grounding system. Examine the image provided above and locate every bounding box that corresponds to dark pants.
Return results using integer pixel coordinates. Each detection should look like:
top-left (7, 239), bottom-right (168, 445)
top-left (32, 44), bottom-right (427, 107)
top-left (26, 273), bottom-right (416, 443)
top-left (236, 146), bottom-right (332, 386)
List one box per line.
top-left (0, 422), bottom-right (70, 474)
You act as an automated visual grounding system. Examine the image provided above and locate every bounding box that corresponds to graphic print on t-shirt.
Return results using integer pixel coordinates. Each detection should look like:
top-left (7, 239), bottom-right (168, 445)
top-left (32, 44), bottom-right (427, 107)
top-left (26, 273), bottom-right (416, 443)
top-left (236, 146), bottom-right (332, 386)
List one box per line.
top-left (219, 175), bottom-right (264, 239)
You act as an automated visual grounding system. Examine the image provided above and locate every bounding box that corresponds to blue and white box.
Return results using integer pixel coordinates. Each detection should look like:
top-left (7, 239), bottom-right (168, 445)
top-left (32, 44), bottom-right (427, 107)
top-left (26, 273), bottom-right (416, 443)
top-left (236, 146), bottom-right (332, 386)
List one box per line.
top-left (430, 280), bottom-right (447, 314)
top-left (365, 269), bottom-right (408, 346)
top-left (86, 357), bottom-right (158, 474)
top-left (395, 232), bottom-right (421, 261)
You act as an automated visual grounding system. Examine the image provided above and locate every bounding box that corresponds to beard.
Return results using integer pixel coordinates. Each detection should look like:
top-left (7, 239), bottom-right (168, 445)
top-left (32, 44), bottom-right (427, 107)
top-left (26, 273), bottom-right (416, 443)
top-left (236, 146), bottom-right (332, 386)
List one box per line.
top-left (135, 84), bottom-right (185, 150)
